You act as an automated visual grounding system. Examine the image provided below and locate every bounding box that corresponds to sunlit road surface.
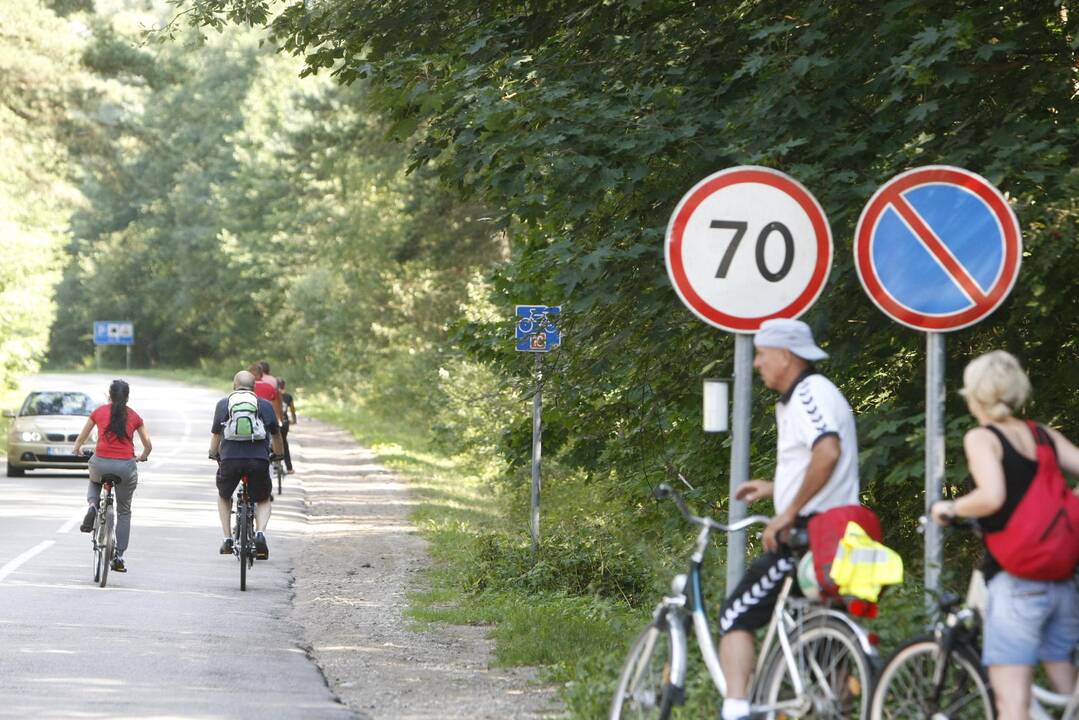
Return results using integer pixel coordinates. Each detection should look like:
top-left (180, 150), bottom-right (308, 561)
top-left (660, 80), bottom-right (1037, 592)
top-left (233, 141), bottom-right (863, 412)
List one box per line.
top-left (0, 373), bottom-right (354, 719)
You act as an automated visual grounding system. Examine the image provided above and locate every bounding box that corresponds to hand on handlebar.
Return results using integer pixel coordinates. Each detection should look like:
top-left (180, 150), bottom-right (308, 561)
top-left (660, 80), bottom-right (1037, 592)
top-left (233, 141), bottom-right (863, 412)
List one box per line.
top-left (762, 511), bottom-right (795, 553)
top-left (929, 500), bottom-right (957, 526)
top-left (208, 452), bottom-right (220, 462)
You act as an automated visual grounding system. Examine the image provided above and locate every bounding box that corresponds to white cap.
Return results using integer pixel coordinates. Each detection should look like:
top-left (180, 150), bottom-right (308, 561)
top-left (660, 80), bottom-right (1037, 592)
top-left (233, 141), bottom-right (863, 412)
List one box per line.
top-left (753, 318), bottom-right (828, 361)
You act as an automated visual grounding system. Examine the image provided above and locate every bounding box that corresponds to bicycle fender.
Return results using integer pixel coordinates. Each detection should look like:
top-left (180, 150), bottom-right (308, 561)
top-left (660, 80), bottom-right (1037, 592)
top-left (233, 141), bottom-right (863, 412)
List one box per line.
top-left (812, 608), bottom-right (878, 658)
top-left (668, 610), bottom-right (689, 695)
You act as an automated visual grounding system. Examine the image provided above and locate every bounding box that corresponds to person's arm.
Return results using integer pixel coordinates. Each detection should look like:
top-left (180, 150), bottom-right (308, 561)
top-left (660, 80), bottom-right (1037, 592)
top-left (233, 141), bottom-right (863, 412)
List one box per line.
top-left (272, 392), bottom-right (284, 423)
top-left (931, 427), bottom-right (1006, 523)
top-left (71, 417), bottom-right (96, 456)
top-left (735, 480), bottom-right (774, 502)
top-left (135, 425), bottom-right (152, 462)
top-left (762, 435), bottom-right (840, 551)
top-left (270, 429), bottom-right (284, 456)
top-left (209, 432), bottom-right (222, 459)
top-left (288, 397), bottom-right (297, 425)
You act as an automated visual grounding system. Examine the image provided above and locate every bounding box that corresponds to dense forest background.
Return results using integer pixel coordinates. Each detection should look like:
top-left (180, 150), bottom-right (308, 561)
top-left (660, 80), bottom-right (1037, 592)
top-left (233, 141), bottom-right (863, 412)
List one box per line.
top-left (5, 0), bottom-right (1079, 714)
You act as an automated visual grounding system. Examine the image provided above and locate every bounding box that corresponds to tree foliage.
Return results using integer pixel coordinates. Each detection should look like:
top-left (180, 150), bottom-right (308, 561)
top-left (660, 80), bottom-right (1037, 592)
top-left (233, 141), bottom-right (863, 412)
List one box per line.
top-left (160, 0), bottom-right (1079, 557)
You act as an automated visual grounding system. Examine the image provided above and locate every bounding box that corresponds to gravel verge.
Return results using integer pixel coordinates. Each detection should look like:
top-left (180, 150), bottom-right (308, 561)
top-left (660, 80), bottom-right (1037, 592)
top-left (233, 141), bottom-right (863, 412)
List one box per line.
top-left (287, 418), bottom-right (564, 719)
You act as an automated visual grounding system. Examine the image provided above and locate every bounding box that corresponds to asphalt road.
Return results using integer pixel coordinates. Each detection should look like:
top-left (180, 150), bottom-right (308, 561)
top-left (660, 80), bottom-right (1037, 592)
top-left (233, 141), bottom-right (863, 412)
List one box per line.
top-left (0, 373), bottom-right (355, 719)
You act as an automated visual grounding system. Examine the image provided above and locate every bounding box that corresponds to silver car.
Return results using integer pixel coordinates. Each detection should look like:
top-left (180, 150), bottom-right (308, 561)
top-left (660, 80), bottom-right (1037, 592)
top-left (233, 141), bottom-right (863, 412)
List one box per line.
top-left (5, 391), bottom-right (96, 477)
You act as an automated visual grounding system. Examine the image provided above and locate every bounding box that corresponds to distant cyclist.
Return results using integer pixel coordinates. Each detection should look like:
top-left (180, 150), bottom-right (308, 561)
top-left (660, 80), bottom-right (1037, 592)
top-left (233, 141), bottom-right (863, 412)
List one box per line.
top-left (209, 370), bottom-right (283, 560)
top-left (72, 379), bottom-right (153, 573)
top-left (278, 378), bottom-right (296, 474)
top-left (249, 362), bottom-right (284, 425)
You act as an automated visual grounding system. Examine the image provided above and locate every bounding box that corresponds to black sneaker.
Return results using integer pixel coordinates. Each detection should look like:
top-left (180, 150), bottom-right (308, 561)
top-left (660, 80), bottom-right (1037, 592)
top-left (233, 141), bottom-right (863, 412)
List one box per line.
top-left (219, 538), bottom-right (234, 555)
top-left (254, 532), bottom-right (269, 560)
top-left (111, 556), bottom-right (126, 573)
top-left (79, 506), bottom-right (96, 533)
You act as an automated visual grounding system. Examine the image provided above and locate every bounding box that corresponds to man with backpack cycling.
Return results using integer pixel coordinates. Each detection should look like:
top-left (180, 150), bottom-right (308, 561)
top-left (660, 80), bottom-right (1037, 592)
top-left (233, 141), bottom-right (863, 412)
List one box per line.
top-left (209, 370), bottom-right (284, 560)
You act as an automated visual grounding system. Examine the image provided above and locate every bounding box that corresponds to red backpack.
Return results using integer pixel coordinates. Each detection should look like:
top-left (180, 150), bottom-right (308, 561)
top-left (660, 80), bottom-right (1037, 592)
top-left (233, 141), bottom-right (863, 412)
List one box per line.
top-left (984, 421), bottom-right (1079, 581)
top-left (807, 505), bottom-right (883, 598)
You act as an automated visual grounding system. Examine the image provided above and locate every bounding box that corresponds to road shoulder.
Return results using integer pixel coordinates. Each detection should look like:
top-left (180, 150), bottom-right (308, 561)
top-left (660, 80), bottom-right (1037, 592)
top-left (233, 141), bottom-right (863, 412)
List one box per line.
top-left (288, 418), bottom-right (563, 719)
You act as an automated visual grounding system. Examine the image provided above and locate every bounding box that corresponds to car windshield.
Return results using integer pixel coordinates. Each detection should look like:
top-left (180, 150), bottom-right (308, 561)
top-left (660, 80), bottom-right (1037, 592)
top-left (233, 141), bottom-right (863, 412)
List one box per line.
top-left (20, 392), bottom-right (95, 417)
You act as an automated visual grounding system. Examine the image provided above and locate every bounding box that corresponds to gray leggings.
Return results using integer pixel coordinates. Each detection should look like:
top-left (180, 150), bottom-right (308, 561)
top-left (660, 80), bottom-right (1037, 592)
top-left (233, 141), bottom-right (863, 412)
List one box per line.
top-left (87, 455), bottom-right (138, 554)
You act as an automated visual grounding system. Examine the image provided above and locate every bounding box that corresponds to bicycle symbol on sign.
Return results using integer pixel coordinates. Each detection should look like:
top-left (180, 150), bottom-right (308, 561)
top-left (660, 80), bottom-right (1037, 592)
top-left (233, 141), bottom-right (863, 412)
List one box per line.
top-left (515, 305), bottom-right (561, 353)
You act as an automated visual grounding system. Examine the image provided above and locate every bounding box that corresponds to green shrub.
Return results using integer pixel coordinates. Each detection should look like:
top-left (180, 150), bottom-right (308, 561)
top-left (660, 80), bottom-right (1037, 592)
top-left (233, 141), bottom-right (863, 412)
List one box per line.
top-left (465, 520), bottom-right (654, 606)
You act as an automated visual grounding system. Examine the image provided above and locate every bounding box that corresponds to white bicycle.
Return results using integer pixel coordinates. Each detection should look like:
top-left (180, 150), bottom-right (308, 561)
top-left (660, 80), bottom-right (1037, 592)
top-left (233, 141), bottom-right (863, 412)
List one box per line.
top-left (611, 483), bottom-right (878, 719)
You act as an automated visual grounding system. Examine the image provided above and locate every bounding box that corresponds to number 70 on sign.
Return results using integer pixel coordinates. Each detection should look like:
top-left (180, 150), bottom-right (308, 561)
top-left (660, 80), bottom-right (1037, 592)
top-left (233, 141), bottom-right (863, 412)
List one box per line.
top-left (665, 166), bottom-right (833, 334)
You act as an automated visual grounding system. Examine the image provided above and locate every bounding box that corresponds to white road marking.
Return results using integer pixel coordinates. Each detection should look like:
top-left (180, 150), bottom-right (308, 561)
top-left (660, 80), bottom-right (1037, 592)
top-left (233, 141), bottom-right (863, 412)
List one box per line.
top-left (0, 541), bottom-right (55, 583)
top-left (56, 509), bottom-right (86, 534)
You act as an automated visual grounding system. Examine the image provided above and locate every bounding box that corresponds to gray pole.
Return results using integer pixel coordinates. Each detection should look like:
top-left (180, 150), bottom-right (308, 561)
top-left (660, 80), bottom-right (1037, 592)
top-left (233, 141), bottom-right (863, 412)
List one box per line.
top-left (126, 345), bottom-right (131, 371)
top-left (925, 332), bottom-right (946, 609)
top-left (726, 333), bottom-right (753, 594)
top-left (530, 353), bottom-right (543, 555)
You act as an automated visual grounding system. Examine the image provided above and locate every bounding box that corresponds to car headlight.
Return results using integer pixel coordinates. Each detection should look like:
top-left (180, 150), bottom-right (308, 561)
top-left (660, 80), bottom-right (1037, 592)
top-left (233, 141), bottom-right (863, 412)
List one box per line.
top-left (20, 431), bottom-right (42, 442)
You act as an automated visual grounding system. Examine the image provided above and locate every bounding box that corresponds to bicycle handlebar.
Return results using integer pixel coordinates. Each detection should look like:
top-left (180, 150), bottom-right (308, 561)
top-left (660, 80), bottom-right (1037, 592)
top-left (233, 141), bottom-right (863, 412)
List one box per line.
top-left (655, 483), bottom-right (770, 534)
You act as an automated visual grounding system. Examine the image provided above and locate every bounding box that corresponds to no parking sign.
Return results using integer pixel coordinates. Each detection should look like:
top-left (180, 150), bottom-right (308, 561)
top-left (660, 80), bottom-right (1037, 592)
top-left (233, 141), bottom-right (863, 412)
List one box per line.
top-left (854, 166), bottom-right (1022, 331)
top-left (854, 165), bottom-right (1023, 608)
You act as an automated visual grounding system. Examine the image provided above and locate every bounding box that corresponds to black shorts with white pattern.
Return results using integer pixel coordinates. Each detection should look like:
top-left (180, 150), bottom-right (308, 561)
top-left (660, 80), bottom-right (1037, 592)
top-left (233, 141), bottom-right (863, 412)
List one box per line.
top-left (718, 550), bottom-right (800, 635)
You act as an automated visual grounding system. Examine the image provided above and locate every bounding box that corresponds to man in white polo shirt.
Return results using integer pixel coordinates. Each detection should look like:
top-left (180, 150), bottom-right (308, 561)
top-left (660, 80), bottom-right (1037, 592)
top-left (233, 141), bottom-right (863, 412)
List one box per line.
top-left (717, 318), bottom-right (859, 720)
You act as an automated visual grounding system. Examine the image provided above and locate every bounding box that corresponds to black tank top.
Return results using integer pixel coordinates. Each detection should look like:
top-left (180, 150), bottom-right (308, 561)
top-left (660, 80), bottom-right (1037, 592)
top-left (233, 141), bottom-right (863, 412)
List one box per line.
top-left (976, 423), bottom-right (1053, 578)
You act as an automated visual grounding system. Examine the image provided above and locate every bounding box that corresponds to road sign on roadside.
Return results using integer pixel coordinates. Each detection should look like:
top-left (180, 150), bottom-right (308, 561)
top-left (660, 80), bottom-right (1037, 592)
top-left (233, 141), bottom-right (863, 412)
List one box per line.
top-left (93, 321), bottom-right (134, 346)
top-left (665, 165), bottom-right (834, 333)
top-left (515, 305), bottom-right (561, 352)
top-left (854, 165), bottom-right (1022, 332)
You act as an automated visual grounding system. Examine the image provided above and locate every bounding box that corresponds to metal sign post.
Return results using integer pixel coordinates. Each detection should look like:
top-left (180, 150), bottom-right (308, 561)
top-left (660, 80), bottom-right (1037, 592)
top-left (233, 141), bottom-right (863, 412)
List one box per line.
top-left (854, 166), bottom-right (1023, 609)
top-left (515, 305), bottom-right (561, 555)
top-left (531, 354), bottom-right (543, 555)
top-left (726, 334), bottom-right (754, 591)
top-left (924, 332), bottom-right (946, 604)
top-left (665, 166), bottom-right (834, 591)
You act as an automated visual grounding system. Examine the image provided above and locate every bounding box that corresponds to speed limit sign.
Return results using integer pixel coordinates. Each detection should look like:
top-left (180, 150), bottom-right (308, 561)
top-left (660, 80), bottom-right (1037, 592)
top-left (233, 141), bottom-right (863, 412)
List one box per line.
top-left (665, 166), bottom-right (833, 333)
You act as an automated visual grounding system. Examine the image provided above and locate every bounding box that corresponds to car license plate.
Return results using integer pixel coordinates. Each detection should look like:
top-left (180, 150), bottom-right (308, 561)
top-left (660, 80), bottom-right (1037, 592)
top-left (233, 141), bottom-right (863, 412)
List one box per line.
top-left (46, 447), bottom-right (70, 456)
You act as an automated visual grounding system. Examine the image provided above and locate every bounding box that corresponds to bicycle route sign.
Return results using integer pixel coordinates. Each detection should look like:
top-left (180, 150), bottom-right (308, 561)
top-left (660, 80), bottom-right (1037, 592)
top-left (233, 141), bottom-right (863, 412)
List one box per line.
top-left (854, 165), bottom-right (1022, 332)
top-left (93, 321), bottom-right (134, 346)
top-left (665, 166), bottom-right (833, 333)
top-left (515, 305), bottom-right (561, 352)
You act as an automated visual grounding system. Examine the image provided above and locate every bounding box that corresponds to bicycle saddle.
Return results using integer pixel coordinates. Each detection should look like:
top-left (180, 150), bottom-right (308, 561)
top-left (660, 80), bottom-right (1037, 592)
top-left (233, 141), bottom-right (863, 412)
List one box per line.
top-left (100, 473), bottom-right (123, 485)
top-left (787, 527), bottom-right (810, 551)
top-left (937, 592), bottom-right (962, 613)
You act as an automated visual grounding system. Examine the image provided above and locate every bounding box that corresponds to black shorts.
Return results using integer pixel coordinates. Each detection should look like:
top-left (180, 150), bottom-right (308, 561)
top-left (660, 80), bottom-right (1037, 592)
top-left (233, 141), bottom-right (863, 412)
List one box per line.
top-left (718, 550), bottom-right (799, 635)
top-left (216, 459), bottom-right (272, 503)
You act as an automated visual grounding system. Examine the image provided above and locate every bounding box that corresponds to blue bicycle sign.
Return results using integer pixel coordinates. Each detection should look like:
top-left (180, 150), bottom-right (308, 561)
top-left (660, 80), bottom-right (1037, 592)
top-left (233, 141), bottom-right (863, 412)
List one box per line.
top-left (515, 305), bottom-right (561, 353)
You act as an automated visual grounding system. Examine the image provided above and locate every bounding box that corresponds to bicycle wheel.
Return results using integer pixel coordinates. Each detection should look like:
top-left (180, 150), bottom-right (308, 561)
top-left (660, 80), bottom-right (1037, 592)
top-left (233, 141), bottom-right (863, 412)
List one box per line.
top-left (870, 636), bottom-right (993, 720)
top-left (756, 615), bottom-right (873, 719)
top-left (609, 621), bottom-right (679, 720)
top-left (92, 515), bottom-right (104, 583)
top-left (98, 508), bottom-right (115, 588)
top-left (238, 505), bottom-right (249, 591)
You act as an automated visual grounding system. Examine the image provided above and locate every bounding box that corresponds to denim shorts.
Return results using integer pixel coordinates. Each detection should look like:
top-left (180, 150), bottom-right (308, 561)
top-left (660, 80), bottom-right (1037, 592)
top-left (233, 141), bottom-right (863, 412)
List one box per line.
top-left (983, 570), bottom-right (1079, 666)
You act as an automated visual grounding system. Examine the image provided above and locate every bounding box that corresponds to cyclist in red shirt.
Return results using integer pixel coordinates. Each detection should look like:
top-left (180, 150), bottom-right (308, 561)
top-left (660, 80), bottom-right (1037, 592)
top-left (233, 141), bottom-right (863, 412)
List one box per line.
top-left (249, 363), bottom-right (283, 423)
top-left (72, 379), bottom-right (153, 573)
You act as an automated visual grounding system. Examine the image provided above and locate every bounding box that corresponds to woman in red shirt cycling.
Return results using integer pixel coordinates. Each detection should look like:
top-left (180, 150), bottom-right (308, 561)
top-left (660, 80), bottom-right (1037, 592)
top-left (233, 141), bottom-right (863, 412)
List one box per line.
top-left (72, 379), bottom-right (153, 573)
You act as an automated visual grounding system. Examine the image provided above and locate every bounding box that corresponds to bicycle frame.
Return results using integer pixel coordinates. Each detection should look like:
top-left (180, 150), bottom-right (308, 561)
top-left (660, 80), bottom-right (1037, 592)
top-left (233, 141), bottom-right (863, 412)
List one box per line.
top-left (656, 520), bottom-right (878, 712)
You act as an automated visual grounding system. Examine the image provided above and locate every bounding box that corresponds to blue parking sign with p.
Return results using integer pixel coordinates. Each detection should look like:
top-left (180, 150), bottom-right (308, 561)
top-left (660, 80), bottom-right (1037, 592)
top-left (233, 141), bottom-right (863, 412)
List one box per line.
top-left (515, 306), bottom-right (561, 352)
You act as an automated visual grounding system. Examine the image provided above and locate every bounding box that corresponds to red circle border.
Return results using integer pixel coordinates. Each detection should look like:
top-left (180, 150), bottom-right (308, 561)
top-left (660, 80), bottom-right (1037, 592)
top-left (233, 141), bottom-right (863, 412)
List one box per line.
top-left (665, 167), bottom-right (834, 333)
top-left (853, 166), bottom-right (1022, 332)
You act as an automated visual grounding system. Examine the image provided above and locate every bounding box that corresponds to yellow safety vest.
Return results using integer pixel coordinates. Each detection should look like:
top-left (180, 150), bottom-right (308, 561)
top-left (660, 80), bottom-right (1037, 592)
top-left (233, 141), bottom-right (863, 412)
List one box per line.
top-left (828, 521), bottom-right (904, 602)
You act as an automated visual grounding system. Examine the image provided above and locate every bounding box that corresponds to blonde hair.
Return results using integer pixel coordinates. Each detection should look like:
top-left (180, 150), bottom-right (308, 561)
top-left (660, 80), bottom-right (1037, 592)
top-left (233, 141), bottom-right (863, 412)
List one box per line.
top-left (961, 350), bottom-right (1031, 421)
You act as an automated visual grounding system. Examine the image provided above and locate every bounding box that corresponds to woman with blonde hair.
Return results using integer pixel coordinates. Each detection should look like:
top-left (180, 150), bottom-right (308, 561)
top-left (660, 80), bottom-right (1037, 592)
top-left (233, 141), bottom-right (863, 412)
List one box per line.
top-left (932, 350), bottom-right (1079, 720)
